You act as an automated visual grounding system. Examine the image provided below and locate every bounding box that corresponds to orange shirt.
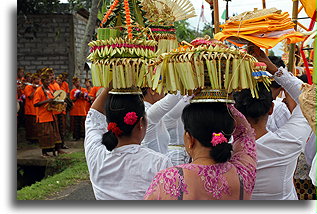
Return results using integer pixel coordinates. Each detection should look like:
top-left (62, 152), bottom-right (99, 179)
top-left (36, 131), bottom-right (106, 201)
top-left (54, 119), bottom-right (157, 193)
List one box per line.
top-left (24, 85), bottom-right (37, 115)
top-left (70, 88), bottom-right (88, 116)
top-left (33, 86), bottom-right (54, 123)
top-left (49, 82), bottom-right (61, 92)
top-left (88, 86), bottom-right (102, 98)
top-left (61, 81), bottom-right (70, 94)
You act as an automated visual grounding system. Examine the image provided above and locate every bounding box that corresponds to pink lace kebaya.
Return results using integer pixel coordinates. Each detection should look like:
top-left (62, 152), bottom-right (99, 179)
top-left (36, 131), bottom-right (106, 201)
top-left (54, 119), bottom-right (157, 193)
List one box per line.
top-left (144, 105), bottom-right (257, 200)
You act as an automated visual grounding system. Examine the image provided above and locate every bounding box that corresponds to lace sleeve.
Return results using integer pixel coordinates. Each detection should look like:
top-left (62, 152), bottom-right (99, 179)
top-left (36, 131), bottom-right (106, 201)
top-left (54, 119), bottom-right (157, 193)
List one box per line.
top-left (227, 104), bottom-right (257, 194)
top-left (144, 167), bottom-right (188, 200)
top-left (274, 67), bottom-right (304, 104)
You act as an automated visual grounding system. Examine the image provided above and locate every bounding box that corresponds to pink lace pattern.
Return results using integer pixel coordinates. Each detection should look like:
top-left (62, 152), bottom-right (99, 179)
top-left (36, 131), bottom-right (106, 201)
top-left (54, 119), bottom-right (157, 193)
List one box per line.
top-left (144, 106), bottom-right (256, 200)
top-left (230, 155), bottom-right (256, 193)
top-left (144, 167), bottom-right (188, 199)
top-left (183, 163), bottom-right (233, 199)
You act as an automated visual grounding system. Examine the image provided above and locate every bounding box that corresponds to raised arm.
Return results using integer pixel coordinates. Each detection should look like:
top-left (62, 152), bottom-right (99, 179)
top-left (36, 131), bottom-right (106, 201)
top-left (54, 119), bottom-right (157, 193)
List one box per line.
top-left (84, 88), bottom-right (111, 164)
top-left (247, 44), bottom-right (303, 103)
top-left (163, 95), bottom-right (192, 129)
top-left (146, 93), bottom-right (182, 124)
top-left (227, 104), bottom-right (257, 194)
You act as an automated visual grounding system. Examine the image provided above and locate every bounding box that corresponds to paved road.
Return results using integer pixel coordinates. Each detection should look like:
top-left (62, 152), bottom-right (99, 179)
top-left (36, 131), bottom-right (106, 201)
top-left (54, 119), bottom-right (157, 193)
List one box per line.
top-left (47, 180), bottom-right (96, 200)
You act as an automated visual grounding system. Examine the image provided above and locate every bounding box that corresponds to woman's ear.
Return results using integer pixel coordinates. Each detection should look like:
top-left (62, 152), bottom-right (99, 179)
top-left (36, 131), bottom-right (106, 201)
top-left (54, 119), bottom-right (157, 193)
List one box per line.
top-left (268, 101), bottom-right (275, 115)
top-left (184, 131), bottom-right (195, 149)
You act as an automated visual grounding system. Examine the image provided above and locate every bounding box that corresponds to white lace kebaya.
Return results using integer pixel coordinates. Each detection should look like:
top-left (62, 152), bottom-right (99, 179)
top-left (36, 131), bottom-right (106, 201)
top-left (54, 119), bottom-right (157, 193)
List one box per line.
top-left (84, 109), bottom-right (173, 200)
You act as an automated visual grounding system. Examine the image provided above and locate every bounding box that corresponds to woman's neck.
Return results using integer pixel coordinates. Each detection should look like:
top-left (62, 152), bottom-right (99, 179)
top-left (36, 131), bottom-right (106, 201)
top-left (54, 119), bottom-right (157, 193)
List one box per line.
top-left (247, 117), bottom-right (268, 140)
top-left (116, 138), bottom-right (140, 148)
top-left (190, 148), bottom-right (216, 165)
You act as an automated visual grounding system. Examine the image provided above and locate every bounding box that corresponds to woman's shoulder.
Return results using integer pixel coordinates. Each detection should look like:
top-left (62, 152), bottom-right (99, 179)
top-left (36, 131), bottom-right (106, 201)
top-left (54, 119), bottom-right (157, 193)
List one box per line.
top-left (139, 146), bottom-right (170, 160)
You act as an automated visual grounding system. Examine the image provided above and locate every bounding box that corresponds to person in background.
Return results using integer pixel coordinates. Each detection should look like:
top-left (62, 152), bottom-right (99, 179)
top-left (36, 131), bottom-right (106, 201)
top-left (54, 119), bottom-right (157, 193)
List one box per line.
top-left (141, 88), bottom-right (182, 154)
top-left (88, 84), bottom-right (103, 104)
top-left (85, 87), bottom-right (172, 200)
top-left (23, 73), bottom-right (40, 144)
top-left (55, 74), bottom-right (69, 149)
top-left (234, 45), bottom-right (311, 200)
top-left (70, 77), bottom-right (88, 141)
top-left (17, 67), bottom-right (26, 128)
top-left (33, 72), bottom-right (65, 157)
top-left (163, 95), bottom-right (192, 166)
top-left (61, 72), bottom-right (70, 94)
top-left (266, 56), bottom-right (291, 132)
top-left (144, 103), bottom-right (256, 200)
top-left (24, 72), bottom-right (32, 84)
top-left (292, 73), bottom-right (316, 200)
top-left (46, 68), bottom-right (60, 92)
top-left (85, 78), bottom-right (93, 113)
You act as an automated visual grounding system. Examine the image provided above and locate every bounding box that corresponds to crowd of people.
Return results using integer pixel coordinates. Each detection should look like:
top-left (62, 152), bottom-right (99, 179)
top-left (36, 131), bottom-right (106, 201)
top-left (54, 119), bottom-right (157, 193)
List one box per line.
top-left (84, 45), bottom-right (316, 200)
top-left (17, 67), bottom-right (102, 157)
top-left (16, 48), bottom-right (315, 200)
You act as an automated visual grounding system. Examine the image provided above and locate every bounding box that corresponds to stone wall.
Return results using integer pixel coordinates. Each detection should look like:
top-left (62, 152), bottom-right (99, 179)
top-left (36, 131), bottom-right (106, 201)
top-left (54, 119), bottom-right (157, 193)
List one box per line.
top-left (17, 13), bottom-right (89, 85)
top-left (73, 13), bottom-right (91, 83)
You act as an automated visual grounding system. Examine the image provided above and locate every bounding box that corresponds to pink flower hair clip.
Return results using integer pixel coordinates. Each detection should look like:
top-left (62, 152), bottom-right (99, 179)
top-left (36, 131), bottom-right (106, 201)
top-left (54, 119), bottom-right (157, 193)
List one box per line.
top-left (124, 112), bottom-right (138, 125)
top-left (211, 132), bottom-right (228, 147)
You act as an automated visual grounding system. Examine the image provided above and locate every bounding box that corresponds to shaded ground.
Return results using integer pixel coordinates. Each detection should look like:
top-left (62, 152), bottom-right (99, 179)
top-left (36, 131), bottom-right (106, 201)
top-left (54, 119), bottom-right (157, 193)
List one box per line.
top-left (46, 180), bottom-right (95, 200)
top-left (17, 126), bottom-right (95, 200)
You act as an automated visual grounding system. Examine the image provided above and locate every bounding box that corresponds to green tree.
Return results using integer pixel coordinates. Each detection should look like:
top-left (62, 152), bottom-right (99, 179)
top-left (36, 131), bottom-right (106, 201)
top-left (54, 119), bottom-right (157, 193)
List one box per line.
top-left (269, 50), bottom-right (275, 56)
top-left (200, 23), bottom-right (214, 38)
top-left (174, 20), bottom-right (196, 43)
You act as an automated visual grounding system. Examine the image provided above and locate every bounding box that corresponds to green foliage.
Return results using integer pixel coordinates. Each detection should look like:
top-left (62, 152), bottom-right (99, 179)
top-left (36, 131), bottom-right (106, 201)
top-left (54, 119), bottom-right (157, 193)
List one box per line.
top-left (18, 0), bottom-right (65, 15)
top-left (174, 20), bottom-right (196, 43)
top-left (269, 50), bottom-right (275, 56)
top-left (17, 152), bottom-right (89, 200)
top-left (68, 0), bottom-right (92, 11)
top-left (200, 23), bottom-right (214, 39)
top-left (97, 0), bottom-right (111, 21)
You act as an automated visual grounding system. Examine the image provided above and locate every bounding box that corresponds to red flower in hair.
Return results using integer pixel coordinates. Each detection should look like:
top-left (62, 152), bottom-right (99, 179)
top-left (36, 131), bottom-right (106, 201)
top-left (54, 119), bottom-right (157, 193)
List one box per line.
top-left (107, 122), bottom-right (123, 136)
top-left (124, 112), bottom-right (138, 125)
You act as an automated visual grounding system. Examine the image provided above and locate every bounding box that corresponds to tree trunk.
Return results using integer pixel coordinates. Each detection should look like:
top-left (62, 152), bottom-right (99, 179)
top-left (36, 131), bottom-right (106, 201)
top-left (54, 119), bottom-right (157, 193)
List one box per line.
top-left (75, 0), bottom-right (99, 78)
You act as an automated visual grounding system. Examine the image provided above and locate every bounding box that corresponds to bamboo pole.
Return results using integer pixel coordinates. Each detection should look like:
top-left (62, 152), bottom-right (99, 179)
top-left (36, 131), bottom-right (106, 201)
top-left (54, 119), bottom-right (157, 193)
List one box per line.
top-left (298, 22), bottom-right (309, 31)
top-left (262, 0), bottom-right (266, 9)
top-left (261, 0), bottom-right (269, 56)
top-left (288, 0), bottom-right (299, 74)
top-left (313, 33), bottom-right (317, 84)
top-left (213, 0), bottom-right (220, 33)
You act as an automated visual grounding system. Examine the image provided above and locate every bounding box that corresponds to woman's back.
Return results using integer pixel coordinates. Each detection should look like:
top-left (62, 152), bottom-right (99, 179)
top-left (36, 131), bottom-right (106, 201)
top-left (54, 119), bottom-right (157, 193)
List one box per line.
top-left (144, 104), bottom-right (257, 200)
top-left (85, 109), bottom-right (172, 200)
top-left (144, 162), bottom-right (249, 200)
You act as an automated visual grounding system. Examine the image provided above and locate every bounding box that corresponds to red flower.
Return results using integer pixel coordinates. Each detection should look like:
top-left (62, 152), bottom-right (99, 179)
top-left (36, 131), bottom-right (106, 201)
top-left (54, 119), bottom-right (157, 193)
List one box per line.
top-left (124, 112), bottom-right (138, 125)
top-left (107, 122), bottom-right (123, 136)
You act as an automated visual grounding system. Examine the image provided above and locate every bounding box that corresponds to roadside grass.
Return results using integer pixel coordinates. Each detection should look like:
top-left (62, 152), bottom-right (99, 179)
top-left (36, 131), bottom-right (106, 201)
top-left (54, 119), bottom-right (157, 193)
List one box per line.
top-left (17, 152), bottom-right (89, 200)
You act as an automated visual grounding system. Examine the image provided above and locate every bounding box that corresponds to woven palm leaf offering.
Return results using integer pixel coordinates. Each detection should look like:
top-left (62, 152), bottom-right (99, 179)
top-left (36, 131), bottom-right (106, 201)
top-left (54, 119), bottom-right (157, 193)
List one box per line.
top-left (141, 0), bottom-right (196, 54)
top-left (87, 0), bottom-right (158, 94)
top-left (149, 36), bottom-right (271, 103)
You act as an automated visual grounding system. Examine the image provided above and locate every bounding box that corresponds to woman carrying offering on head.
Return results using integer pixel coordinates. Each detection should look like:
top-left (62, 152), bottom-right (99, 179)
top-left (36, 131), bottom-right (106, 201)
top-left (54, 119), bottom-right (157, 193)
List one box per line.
top-left (84, 87), bottom-right (172, 200)
top-left (144, 102), bottom-right (257, 200)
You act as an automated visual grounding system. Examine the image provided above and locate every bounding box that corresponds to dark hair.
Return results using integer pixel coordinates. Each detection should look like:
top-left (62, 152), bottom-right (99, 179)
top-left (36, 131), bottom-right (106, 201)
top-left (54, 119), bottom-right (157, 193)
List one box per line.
top-left (102, 94), bottom-right (145, 151)
top-left (181, 103), bottom-right (234, 163)
top-left (268, 56), bottom-right (285, 68)
top-left (270, 80), bottom-right (281, 89)
top-left (141, 87), bottom-right (148, 96)
top-left (298, 74), bottom-right (308, 83)
top-left (234, 82), bottom-right (273, 123)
